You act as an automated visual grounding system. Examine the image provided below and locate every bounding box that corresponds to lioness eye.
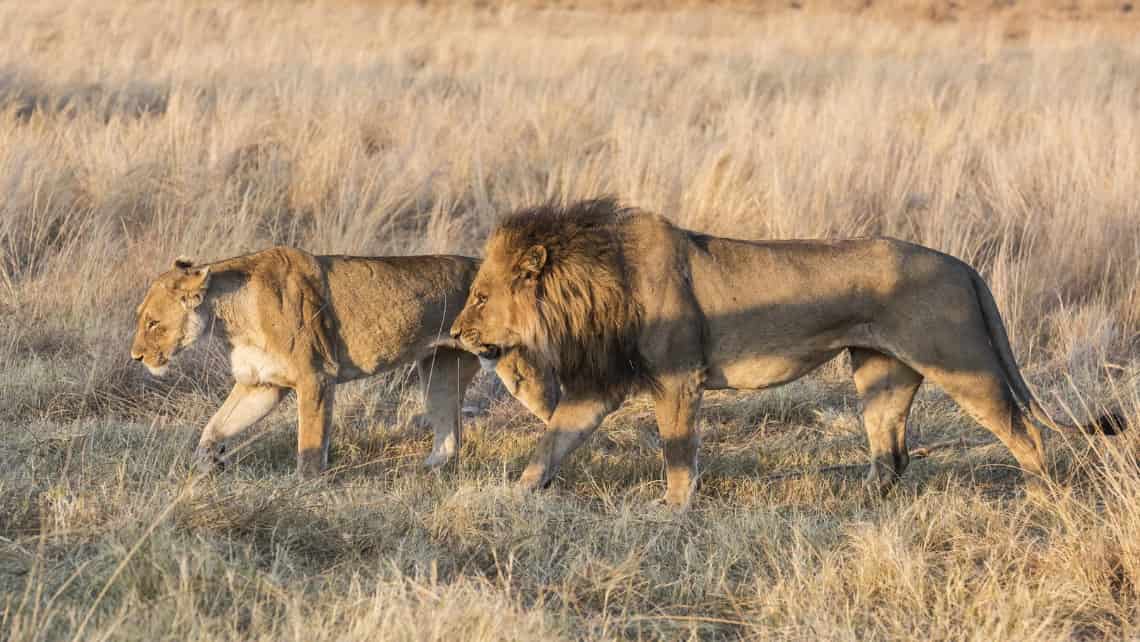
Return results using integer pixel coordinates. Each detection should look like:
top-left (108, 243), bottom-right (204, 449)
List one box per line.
top-left (475, 293), bottom-right (487, 306)
top-left (146, 319), bottom-right (159, 330)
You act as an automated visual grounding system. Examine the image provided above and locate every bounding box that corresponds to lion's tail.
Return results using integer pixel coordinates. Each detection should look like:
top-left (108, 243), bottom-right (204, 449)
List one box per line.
top-left (969, 269), bottom-right (1125, 436)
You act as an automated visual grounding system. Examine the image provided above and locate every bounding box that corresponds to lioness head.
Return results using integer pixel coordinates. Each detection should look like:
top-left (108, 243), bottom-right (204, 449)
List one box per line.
top-left (450, 238), bottom-right (547, 364)
top-left (130, 258), bottom-right (211, 377)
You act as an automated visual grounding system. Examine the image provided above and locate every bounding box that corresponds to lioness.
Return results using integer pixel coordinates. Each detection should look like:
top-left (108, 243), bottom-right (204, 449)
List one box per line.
top-left (450, 198), bottom-right (1122, 506)
top-left (131, 247), bottom-right (556, 476)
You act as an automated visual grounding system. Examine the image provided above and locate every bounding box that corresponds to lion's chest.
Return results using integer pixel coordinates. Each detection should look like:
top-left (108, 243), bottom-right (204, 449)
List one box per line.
top-left (231, 345), bottom-right (290, 386)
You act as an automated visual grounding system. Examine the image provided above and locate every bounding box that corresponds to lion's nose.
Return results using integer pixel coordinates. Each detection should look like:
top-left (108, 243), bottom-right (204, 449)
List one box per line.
top-left (449, 327), bottom-right (462, 340)
top-left (131, 352), bottom-right (143, 362)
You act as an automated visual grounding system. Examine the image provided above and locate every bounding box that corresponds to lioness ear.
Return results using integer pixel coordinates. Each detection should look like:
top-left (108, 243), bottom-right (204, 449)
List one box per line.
top-left (516, 245), bottom-right (547, 279)
top-left (178, 267), bottom-right (211, 309)
top-left (172, 257), bottom-right (195, 270)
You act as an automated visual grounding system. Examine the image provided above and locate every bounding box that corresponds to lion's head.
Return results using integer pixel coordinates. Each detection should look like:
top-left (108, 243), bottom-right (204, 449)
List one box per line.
top-left (451, 198), bottom-right (652, 397)
top-left (130, 258), bottom-right (211, 377)
top-left (449, 240), bottom-right (543, 363)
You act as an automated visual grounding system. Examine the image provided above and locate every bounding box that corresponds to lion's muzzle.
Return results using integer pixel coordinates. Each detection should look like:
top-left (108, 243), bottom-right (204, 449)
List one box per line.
top-left (451, 326), bottom-right (501, 361)
top-left (450, 325), bottom-right (478, 349)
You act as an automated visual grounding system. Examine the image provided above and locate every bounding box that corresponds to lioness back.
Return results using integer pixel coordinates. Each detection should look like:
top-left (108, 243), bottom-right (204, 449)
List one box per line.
top-left (319, 254), bottom-right (478, 380)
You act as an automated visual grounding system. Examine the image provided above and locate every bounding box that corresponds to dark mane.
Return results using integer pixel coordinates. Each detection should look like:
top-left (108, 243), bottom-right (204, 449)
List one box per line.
top-left (492, 197), bottom-right (655, 399)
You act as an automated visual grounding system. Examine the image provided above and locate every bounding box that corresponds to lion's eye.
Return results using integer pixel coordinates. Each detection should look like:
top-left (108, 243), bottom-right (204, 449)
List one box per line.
top-left (146, 319), bottom-right (159, 330)
top-left (475, 293), bottom-right (487, 307)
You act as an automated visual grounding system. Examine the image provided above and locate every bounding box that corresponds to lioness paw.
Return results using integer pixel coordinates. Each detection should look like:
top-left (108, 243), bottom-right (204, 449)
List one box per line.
top-left (193, 443), bottom-right (226, 474)
top-left (296, 452), bottom-right (327, 479)
top-left (862, 460), bottom-right (909, 497)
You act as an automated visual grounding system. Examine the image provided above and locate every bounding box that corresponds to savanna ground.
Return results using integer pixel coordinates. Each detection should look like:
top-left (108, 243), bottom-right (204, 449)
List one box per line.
top-left (2, 1), bottom-right (1140, 639)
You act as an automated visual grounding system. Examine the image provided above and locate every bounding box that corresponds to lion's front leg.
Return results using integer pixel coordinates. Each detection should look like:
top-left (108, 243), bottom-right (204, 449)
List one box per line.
top-left (652, 372), bottom-right (704, 508)
top-left (518, 394), bottom-right (614, 491)
top-left (295, 378), bottom-right (334, 478)
top-left (196, 383), bottom-right (284, 473)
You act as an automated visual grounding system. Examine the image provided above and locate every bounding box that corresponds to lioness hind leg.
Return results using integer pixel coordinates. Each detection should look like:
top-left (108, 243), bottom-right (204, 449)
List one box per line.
top-left (296, 378), bottom-right (334, 478)
top-left (418, 348), bottom-right (479, 469)
top-left (850, 349), bottom-right (923, 495)
top-left (652, 372), bottom-right (704, 508)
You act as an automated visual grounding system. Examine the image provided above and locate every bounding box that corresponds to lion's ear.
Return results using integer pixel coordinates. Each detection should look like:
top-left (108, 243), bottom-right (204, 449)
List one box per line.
top-left (516, 245), bottom-right (547, 279)
top-left (172, 257), bottom-right (195, 270)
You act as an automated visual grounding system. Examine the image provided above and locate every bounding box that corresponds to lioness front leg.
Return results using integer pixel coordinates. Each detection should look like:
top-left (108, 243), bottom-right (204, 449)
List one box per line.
top-left (518, 394), bottom-right (614, 491)
top-left (495, 349), bottom-right (558, 423)
top-left (296, 377), bottom-right (334, 478)
top-left (196, 383), bottom-right (284, 472)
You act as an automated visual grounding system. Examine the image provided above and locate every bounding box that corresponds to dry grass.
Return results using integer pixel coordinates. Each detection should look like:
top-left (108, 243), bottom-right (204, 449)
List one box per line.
top-left (2, 1), bottom-right (1139, 639)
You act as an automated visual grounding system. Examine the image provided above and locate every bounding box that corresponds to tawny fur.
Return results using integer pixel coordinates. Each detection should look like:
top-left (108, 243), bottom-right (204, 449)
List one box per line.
top-left (451, 198), bottom-right (1122, 506)
top-left (131, 247), bottom-right (557, 477)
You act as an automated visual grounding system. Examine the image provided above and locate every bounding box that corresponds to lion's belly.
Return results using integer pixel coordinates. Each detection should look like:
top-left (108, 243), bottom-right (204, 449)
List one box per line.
top-left (705, 350), bottom-right (841, 390)
top-left (700, 318), bottom-right (878, 391)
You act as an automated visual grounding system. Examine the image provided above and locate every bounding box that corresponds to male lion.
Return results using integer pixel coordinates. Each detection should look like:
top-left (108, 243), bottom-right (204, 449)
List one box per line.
top-left (450, 198), bottom-right (1122, 506)
top-left (131, 247), bottom-right (556, 477)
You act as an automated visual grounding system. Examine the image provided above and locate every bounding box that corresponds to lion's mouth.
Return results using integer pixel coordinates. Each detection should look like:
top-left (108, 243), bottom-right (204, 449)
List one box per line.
top-left (476, 344), bottom-right (502, 361)
top-left (473, 344), bottom-right (504, 373)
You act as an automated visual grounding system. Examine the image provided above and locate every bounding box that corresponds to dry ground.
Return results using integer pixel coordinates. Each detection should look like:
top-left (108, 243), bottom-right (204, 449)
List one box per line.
top-left (2, 1), bottom-right (1140, 640)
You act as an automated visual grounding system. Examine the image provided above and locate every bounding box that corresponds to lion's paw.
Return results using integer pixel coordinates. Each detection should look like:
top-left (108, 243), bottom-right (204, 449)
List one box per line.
top-left (640, 495), bottom-right (691, 518)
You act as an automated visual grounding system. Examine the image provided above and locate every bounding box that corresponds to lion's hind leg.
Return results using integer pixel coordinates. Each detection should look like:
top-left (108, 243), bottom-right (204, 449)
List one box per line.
top-left (850, 349), bottom-right (923, 495)
top-left (901, 336), bottom-right (1048, 488)
top-left (418, 347), bottom-right (479, 469)
top-left (929, 366), bottom-right (1047, 487)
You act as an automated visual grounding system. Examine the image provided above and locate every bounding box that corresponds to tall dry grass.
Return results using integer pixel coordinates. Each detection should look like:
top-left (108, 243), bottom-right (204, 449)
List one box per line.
top-left (1, 1), bottom-right (1138, 639)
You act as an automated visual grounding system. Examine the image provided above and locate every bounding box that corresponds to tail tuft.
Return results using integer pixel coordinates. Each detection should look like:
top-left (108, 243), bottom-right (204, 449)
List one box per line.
top-left (1088, 412), bottom-right (1127, 436)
